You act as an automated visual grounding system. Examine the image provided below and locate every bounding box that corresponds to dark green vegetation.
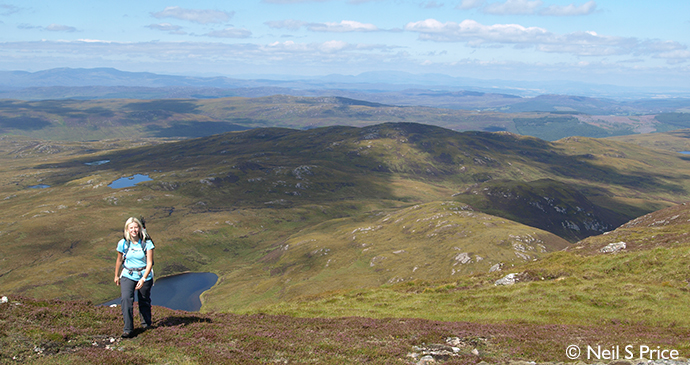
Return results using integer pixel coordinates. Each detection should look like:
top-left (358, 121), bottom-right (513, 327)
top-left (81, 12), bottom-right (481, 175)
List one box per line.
top-left (3, 294), bottom-right (687, 364)
top-left (513, 116), bottom-right (633, 141)
top-left (0, 96), bottom-right (686, 141)
top-left (3, 123), bottom-right (690, 363)
top-left (455, 179), bottom-right (631, 241)
top-left (653, 113), bottom-right (690, 132)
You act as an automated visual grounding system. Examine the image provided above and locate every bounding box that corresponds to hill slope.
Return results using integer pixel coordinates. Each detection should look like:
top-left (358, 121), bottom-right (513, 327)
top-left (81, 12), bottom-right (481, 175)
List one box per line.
top-left (1, 123), bottom-right (690, 311)
top-left (6, 201), bottom-right (690, 363)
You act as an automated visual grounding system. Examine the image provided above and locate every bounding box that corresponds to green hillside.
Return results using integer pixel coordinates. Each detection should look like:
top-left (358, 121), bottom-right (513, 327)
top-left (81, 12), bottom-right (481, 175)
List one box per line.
top-left (3, 122), bottom-right (690, 363)
top-left (255, 200), bottom-right (690, 328)
top-left (246, 201), bottom-right (690, 362)
top-left (2, 122), bottom-right (690, 314)
top-left (608, 128), bottom-right (690, 153)
top-left (4, 201), bottom-right (690, 363)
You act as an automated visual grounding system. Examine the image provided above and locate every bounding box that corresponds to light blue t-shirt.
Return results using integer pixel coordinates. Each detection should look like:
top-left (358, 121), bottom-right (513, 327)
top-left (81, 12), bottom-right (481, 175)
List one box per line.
top-left (117, 238), bottom-right (154, 282)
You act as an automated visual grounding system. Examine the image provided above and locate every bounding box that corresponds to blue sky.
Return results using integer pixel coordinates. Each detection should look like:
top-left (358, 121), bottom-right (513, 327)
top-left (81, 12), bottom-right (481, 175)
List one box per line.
top-left (0, 0), bottom-right (689, 87)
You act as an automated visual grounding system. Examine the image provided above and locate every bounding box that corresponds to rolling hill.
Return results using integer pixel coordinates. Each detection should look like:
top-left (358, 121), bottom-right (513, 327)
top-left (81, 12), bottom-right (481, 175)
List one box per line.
top-left (1, 95), bottom-right (688, 142)
top-left (4, 122), bottom-right (690, 363)
top-left (2, 122), bottom-right (690, 313)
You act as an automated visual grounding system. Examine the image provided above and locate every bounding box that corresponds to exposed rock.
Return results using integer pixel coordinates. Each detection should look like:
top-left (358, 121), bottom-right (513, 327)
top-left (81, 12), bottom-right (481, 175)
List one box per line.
top-left (416, 355), bottom-right (436, 364)
top-left (453, 252), bottom-right (471, 265)
top-left (370, 255), bottom-right (386, 267)
top-left (292, 165), bottom-right (315, 179)
top-left (601, 241), bottom-right (626, 253)
top-left (489, 263), bottom-right (503, 272)
top-left (494, 273), bottom-right (518, 286)
top-left (409, 337), bottom-right (485, 364)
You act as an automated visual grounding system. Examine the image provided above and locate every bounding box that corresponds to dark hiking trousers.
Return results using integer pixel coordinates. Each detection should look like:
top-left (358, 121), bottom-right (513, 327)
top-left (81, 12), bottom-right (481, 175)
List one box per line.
top-left (120, 277), bottom-right (153, 333)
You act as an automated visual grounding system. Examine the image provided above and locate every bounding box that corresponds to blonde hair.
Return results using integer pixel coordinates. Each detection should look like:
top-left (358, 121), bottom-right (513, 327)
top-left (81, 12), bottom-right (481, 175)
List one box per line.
top-left (123, 217), bottom-right (144, 242)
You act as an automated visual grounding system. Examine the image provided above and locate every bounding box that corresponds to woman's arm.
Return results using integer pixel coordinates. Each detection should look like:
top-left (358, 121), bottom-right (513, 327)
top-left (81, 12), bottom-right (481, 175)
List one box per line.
top-left (114, 251), bottom-right (123, 286)
top-left (136, 247), bottom-right (154, 290)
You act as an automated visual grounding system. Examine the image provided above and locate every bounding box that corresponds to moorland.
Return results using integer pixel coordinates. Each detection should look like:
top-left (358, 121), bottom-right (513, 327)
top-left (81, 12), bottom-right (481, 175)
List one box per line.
top-left (2, 70), bottom-right (690, 363)
top-left (2, 96), bottom-right (690, 143)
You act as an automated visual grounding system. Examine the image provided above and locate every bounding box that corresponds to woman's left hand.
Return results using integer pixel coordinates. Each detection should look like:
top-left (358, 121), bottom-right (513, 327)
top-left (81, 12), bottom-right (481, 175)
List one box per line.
top-left (135, 278), bottom-right (145, 290)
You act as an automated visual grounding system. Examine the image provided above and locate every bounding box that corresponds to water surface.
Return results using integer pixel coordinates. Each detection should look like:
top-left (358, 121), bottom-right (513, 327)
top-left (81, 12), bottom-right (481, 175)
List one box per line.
top-left (85, 159), bottom-right (110, 166)
top-left (29, 184), bottom-right (50, 189)
top-left (108, 174), bottom-right (153, 189)
top-left (102, 272), bottom-right (218, 312)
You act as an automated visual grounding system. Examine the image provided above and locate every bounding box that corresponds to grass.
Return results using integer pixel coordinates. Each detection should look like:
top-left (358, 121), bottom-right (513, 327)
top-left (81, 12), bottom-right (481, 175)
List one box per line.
top-left (3, 124), bottom-right (690, 312)
top-left (3, 294), bottom-right (688, 364)
top-left (250, 245), bottom-right (690, 326)
top-left (3, 124), bottom-right (690, 363)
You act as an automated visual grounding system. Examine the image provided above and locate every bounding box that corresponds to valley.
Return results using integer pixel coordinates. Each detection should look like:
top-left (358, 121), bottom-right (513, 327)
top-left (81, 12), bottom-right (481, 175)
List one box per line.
top-left (1, 122), bottom-right (689, 310)
top-left (2, 91), bottom-right (690, 362)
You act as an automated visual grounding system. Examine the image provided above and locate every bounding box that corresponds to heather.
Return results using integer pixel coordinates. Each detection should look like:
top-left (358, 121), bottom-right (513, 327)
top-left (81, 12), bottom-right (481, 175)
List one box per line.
top-left (2, 295), bottom-right (686, 364)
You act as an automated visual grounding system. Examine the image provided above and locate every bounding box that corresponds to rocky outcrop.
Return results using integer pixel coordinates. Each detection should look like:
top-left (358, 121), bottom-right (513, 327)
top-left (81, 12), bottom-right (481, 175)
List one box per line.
top-left (600, 241), bottom-right (626, 253)
top-left (494, 273), bottom-right (519, 286)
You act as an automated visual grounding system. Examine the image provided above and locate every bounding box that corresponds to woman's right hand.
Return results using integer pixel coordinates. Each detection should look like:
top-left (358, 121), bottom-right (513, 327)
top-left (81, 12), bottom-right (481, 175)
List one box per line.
top-left (114, 276), bottom-right (120, 286)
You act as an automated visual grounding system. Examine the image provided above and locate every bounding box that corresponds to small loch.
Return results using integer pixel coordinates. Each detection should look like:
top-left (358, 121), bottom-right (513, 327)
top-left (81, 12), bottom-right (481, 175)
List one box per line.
top-left (102, 272), bottom-right (218, 312)
top-left (108, 174), bottom-right (153, 189)
top-left (29, 184), bottom-right (50, 189)
top-left (85, 159), bottom-right (110, 166)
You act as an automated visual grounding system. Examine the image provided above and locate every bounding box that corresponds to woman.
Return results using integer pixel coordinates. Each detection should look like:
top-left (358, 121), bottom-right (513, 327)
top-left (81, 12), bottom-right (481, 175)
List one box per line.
top-left (114, 217), bottom-right (155, 338)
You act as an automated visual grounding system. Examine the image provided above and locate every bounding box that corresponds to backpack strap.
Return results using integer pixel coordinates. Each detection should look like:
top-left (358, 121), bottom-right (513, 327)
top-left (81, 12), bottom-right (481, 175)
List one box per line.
top-left (121, 239), bottom-right (147, 261)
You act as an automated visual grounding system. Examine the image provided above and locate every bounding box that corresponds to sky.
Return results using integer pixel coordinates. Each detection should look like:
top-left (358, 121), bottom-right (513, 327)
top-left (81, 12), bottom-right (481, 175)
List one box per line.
top-left (0, 0), bottom-right (689, 88)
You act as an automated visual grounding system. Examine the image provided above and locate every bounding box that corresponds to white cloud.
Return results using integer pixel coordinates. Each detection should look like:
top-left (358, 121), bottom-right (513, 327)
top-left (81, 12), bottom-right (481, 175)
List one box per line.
top-left (265, 40), bottom-right (385, 54)
top-left (324, 40), bottom-right (352, 52)
top-left (641, 40), bottom-right (689, 64)
top-left (482, 0), bottom-right (543, 15)
top-left (266, 20), bottom-right (380, 32)
top-left (539, 1), bottom-right (597, 16)
top-left (17, 23), bottom-right (39, 30)
top-left (404, 18), bottom-right (690, 60)
top-left (76, 39), bottom-right (115, 43)
top-left (45, 24), bottom-right (77, 32)
top-left (457, 0), bottom-right (485, 10)
top-left (204, 27), bottom-right (252, 38)
top-left (17, 23), bottom-right (78, 32)
top-left (0, 39), bottom-right (687, 85)
top-left (640, 39), bottom-right (687, 53)
top-left (261, 0), bottom-right (327, 3)
top-left (422, 1), bottom-right (444, 9)
top-left (1, 3), bottom-right (20, 16)
top-left (0, 39), bottom-right (396, 64)
top-left (151, 6), bottom-right (233, 24)
top-left (347, 0), bottom-right (387, 3)
top-left (405, 19), bottom-right (550, 44)
top-left (471, 0), bottom-right (597, 16)
top-left (307, 20), bottom-right (379, 32)
top-left (146, 23), bottom-right (184, 33)
top-left (265, 19), bottom-right (308, 31)
top-left (654, 50), bottom-right (690, 64)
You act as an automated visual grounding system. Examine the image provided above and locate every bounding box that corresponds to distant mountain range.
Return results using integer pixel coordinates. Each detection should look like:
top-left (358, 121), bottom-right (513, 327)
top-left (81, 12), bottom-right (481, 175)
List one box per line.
top-left (1, 68), bottom-right (690, 115)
